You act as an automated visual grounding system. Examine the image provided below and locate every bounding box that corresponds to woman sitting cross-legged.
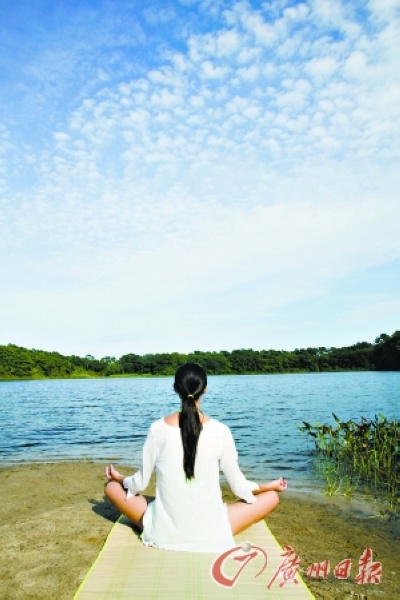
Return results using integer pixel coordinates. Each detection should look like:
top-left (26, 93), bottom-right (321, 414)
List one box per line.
top-left (105, 363), bottom-right (287, 552)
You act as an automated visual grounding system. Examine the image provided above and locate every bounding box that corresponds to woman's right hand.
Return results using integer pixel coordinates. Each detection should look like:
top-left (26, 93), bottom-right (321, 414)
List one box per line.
top-left (105, 463), bottom-right (125, 484)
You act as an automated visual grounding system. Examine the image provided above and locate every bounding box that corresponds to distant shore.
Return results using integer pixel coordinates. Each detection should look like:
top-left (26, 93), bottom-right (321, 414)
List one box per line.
top-left (1, 461), bottom-right (398, 599)
top-left (0, 368), bottom-right (379, 382)
top-left (3, 331), bottom-right (399, 380)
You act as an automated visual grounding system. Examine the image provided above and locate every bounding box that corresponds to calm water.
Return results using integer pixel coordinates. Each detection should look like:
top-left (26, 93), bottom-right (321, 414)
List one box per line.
top-left (0, 372), bottom-right (398, 492)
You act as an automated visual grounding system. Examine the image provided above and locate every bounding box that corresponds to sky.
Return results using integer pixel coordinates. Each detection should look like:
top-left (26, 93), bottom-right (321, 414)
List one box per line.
top-left (1, 0), bottom-right (399, 359)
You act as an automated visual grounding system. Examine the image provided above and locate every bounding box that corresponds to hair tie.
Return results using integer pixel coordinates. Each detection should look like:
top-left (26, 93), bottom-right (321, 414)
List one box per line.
top-left (187, 393), bottom-right (194, 399)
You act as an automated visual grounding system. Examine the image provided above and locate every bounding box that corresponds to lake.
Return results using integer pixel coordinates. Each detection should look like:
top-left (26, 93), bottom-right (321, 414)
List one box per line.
top-left (0, 371), bottom-right (398, 493)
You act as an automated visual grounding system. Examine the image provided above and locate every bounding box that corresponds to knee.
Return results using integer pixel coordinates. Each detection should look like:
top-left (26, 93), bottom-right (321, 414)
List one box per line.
top-left (104, 480), bottom-right (119, 499)
top-left (104, 480), bottom-right (112, 499)
top-left (256, 490), bottom-right (280, 512)
top-left (271, 490), bottom-right (280, 508)
top-left (265, 490), bottom-right (280, 511)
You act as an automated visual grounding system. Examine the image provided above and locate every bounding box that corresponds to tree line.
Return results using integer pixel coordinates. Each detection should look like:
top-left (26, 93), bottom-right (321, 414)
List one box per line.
top-left (0, 331), bottom-right (398, 380)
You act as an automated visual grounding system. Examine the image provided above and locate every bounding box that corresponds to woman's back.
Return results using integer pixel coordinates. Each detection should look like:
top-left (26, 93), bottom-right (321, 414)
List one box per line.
top-left (141, 417), bottom-right (235, 551)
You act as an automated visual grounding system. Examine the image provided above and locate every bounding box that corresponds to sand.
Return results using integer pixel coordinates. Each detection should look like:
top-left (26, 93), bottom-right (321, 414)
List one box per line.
top-left (0, 462), bottom-right (398, 599)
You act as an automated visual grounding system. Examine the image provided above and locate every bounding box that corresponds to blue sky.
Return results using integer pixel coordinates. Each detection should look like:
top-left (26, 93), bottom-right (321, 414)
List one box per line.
top-left (1, 0), bottom-right (399, 359)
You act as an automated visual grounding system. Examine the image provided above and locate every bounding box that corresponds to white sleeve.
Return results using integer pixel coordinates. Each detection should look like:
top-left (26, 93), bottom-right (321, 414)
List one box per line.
top-left (123, 429), bottom-right (157, 500)
top-left (220, 426), bottom-right (259, 504)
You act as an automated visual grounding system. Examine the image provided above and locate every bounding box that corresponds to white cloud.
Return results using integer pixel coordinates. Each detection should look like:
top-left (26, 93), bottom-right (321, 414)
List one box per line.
top-left (53, 131), bottom-right (71, 143)
top-left (215, 29), bottom-right (241, 56)
top-left (200, 60), bottom-right (230, 79)
top-left (236, 45), bottom-right (261, 64)
top-left (240, 10), bottom-right (279, 46)
top-left (283, 3), bottom-right (310, 22)
top-left (236, 64), bottom-right (260, 80)
top-left (310, 0), bottom-right (346, 27)
top-left (306, 56), bottom-right (339, 80)
top-left (368, 0), bottom-right (400, 21)
top-left (343, 50), bottom-right (368, 78)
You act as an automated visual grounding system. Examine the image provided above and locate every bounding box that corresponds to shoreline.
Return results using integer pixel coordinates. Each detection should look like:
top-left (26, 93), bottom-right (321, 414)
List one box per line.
top-left (1, 456), bottom-right (392, 511)
top-left (0, 368), bottom-right (383, 383)
top-left (1, 461), bottom-right (398, 599)
top-left (2, 456), bottom-right (395, 515)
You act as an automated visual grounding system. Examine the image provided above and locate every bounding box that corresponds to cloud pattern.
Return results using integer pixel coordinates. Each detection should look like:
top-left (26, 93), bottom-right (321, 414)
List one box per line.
top-left (1, 0), bottom-right (399, 356)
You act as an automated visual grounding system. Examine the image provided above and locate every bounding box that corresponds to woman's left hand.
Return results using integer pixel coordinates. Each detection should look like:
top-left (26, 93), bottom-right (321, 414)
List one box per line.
top-left (274, 477), bottom-right (288, 492)
top-left (256, 477), bottom-right (288, 493)
top-left (105, 463), bottom-right (125, 484)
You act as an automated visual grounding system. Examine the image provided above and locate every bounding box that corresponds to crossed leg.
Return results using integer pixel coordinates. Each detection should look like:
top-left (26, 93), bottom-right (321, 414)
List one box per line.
top-left (104, 481), bottom-right (152, 530)
top-left (105, 478), bottom-right (283, 537)
top-left (227, 490), bottom-right (280, 535)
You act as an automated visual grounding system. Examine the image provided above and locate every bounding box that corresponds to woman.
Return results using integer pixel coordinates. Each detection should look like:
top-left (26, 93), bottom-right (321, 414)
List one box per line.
top-left (105, 363), bottom-right (287, 552)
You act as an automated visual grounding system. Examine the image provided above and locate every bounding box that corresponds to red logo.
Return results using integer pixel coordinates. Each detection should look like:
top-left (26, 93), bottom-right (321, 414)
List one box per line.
top-left (211, 542), bottom-right (268, 588)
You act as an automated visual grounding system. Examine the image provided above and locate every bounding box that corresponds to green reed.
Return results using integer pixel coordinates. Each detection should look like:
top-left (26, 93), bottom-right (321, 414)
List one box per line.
top-left (299, 414), bottom-right (399, 514)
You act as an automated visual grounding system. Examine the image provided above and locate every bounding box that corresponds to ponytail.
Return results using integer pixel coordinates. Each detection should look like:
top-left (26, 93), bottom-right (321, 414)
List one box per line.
top-left (174, 363), bottom-right (207, 480)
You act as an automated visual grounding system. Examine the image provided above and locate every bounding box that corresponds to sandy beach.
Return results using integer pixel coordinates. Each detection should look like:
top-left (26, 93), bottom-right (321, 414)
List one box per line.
top-left (0, 462), bottom-right (398, 599)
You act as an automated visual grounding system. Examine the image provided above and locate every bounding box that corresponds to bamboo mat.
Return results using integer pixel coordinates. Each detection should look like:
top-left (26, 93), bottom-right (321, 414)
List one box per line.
top-left (74, 517), bottom-right (315, 599)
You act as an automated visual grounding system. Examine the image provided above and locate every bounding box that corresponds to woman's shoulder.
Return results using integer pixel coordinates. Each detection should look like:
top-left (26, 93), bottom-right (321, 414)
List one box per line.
top-left (149, 414), bottom-right (179, 431)
top-left (205, 417), bottom-right (230, 434)
top-left (162, 412), bottom-right (180, 427)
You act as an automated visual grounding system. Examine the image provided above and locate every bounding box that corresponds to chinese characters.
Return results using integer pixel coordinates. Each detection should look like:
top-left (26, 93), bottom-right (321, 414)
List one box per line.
top-left (210, 542), bottom-right (382, 590)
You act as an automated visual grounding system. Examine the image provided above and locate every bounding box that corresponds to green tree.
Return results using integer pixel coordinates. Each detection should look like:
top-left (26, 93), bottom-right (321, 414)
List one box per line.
top-left (373, 331), bottom-right (400, 370)
top-left (119, 353), bottom-right (144, 374)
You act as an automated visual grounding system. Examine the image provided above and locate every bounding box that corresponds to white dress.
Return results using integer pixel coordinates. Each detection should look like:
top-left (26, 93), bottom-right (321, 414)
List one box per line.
top-left (123, 417), bottom-right (259, 553)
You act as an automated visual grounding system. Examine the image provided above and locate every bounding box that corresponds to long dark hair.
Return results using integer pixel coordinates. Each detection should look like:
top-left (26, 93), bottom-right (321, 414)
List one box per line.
top-left (174, 363), bottom-right (207, 480)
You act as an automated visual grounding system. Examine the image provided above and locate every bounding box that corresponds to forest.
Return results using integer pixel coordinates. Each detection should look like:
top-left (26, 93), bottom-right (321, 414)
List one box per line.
top-left (0, 331), bottom-right (398, 380)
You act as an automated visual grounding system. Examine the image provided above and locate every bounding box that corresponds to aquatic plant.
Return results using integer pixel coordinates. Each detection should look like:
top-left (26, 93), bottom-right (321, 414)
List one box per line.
top-left (299, 414), bottom-right (399, 514)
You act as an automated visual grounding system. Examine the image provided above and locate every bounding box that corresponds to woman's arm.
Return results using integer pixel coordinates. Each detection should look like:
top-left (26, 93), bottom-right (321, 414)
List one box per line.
top-left (220, 427), bottom-right (288, 501)
top-left (220, 427), bottom-right (260, 503)
top-left (105, 429), bottom-right (157, 497)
